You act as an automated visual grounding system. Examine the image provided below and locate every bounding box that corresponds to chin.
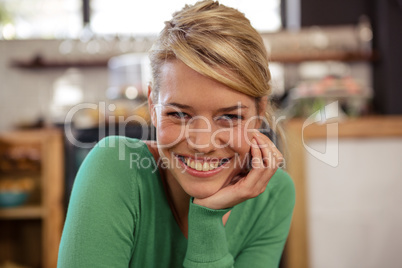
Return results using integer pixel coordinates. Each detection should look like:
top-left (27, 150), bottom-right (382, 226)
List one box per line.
top-left (182, 182), bottom-right (221, 199)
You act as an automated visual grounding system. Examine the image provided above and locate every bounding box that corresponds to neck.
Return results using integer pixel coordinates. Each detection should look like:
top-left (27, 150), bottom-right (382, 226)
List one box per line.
top-left (155, 153), bottom-right (190, 237)
top-left (145, 140), bottom-right (191, 237)
top-left (164, 169), bottom-right (190, 235)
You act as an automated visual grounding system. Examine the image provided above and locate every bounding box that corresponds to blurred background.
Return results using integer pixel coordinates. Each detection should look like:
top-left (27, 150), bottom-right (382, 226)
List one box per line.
top-left (0, 0), bottom-right (401, 268)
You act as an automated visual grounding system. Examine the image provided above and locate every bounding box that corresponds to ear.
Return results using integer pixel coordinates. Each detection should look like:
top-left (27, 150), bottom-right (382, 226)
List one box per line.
top-left (255, 96), bottom-right (268, 129)
top-left (147, 85), bottom-right (158, 127)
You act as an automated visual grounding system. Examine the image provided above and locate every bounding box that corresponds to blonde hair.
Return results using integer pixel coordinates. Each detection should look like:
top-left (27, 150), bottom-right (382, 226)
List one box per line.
top-left (149, 0), bottom-right (285, 151)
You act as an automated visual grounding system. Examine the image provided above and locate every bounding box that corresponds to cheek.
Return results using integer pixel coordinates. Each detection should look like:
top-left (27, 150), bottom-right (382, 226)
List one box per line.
top-left (231, 114), bottom-right (262, 153)
top-left (227, 126), bottom-right (253, 156)
top-left (157, 119), bottom-right (185, 146)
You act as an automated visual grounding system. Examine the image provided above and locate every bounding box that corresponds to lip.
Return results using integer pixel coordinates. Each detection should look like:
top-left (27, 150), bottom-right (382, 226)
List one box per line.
top-left (175, 153), bottom-right (229, 163)
top-left (174, 154), bottom-right (231, 178)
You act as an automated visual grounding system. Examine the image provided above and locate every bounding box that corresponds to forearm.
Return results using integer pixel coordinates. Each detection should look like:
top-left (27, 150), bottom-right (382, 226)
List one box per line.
top-left (184, 198), bottom-right (234, 268)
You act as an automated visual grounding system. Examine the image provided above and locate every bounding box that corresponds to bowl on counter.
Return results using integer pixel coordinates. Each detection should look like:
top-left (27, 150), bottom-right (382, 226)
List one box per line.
top-left (0, 177), bottom-right (34, 208)
top-left (0, 191), bottom-right (29, 208)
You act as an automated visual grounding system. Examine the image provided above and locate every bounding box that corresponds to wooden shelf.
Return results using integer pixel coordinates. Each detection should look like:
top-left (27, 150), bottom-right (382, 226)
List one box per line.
top-left (10, 56), bottom-right (109, 69)
top-left (269, 51), bottom-right (376, 63)
top-left (10, 50), bottom-right (376, 70)
top-left (0, 128), bottom-right (64, 268)
top-left (0, 205), bottom-right (44, 220)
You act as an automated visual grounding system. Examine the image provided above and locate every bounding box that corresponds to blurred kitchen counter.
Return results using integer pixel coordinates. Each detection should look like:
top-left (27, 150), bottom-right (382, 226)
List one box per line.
top-left (285, 115), bottom-right (402, 138)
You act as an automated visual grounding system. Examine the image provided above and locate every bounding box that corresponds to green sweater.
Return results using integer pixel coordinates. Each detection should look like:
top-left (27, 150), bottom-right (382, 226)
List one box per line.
top-left (58, 136), bottom-right (295, 268)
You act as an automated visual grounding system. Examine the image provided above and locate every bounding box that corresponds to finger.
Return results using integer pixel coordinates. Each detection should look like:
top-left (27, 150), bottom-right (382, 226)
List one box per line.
top-left (254, 131), bottom-right (275, 149)
top-left (254, 133), bottom-right (284, 169)
top-left (250, 138), bottom-right (264, 169)
top-left (255, 132), bottom-right (282, 159)
top-left (253, 134), bottom-right (272, 168)
top-left (247, 138), bottom-right (273, 186)
top-left (235, 137), bottom-right (277, 195)
top-left (253, 134), bottom-right (280, 168)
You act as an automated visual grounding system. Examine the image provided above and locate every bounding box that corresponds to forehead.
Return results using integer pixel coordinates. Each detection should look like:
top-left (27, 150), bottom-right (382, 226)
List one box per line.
top-left (158, 60), bottom-right (256, 111)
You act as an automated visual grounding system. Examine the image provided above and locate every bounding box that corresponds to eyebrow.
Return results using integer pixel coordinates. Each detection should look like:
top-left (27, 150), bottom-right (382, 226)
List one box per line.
top-left (163, 102), bottom-right (249, 112)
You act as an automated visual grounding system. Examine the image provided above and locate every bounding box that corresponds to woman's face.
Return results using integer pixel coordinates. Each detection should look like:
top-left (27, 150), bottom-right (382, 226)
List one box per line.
top-left (149, 60), bottom-right (264, 199)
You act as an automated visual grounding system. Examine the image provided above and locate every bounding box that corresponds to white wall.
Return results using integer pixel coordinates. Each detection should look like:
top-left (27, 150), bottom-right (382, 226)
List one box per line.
top-left (306, 138), bottom-right (402, 268)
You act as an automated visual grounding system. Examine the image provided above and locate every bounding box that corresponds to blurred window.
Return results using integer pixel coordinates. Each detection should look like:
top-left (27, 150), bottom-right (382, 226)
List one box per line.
top-left (0, 0), bottom-right (281, 39)
top-left (0, 0), bottom-right (82, 39)
top-left (91, 0), bottom-right (281, 35)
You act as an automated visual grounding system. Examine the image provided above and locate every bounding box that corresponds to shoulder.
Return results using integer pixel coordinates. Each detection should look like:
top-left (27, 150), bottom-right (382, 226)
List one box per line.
top-left (85, 136), bottom-right (153, 166)
top-left (267, 168), bottom-right (295, 209)
top-left (252, 168), bottom-right (295, 227)
top-left (268, 168), bottom-right (296, 200)
top-left (76, 136), bottom-right (157, 188)
top-left (263, 168), bottom-right (295, 218)
top-left (230, 169), bottom-right (295, 243)
top-left (71, 136), bottom-right (159, 210)
top-left (95, 135), bottom-right (149, 154)
top-left (242, 168), bottom-right (295, 218)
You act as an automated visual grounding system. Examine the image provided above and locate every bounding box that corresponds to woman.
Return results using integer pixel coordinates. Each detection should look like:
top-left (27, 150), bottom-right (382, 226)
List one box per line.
top-left (58, 1), bottom-right (295, 267)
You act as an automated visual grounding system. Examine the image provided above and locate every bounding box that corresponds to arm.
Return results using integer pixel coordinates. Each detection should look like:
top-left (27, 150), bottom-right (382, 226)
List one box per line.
top-left (184, 199), bottom-right (234, 268)
top-left (58, 137), bottom-right (139, 267)
top-left (184, 132), bottom-right (295, 268)
top-left (183, 170), bottom-right (295, 268)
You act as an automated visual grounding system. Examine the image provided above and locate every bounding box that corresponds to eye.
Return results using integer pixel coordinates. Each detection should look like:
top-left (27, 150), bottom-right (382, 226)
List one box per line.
top-left (216, 114), bottom-right (243, 127)
top-left (167, 111), bottom-right (190, 120)
top-left (218, 114), bottom-right (243, 121)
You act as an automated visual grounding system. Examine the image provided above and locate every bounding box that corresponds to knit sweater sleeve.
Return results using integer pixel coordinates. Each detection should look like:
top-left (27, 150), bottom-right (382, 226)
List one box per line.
top-left (57, 136), bottom-right (140, 267)
top-left (184, 198), bottom-right (234, 267)
top-left (183, 169), bottom-right (295, 268)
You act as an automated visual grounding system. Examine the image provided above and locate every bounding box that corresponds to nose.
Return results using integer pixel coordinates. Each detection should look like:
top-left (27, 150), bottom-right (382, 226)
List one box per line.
top-left (186, 116), bottom-right (215, 154)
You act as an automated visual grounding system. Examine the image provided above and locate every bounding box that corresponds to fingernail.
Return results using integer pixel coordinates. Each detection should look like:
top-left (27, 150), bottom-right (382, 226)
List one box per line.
top-left (252, 138), bottom-right (257, 144)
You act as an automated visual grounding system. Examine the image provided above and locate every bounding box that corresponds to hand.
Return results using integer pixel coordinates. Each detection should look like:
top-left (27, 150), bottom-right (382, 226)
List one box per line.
top-left (193, 131), bottom-right (283, 210)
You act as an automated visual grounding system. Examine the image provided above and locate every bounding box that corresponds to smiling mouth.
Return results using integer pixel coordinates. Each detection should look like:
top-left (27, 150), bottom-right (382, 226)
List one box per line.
top-left (175, 155), bottom-right (230, 172)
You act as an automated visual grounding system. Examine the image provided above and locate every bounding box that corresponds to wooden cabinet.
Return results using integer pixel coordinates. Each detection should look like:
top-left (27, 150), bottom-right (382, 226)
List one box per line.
top-left (0, 129), bottom-right (64, 268)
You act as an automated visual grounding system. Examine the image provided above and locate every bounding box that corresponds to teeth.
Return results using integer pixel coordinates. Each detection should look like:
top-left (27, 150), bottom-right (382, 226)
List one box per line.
top-left (195, 162), bottom-right (203, 171)
top-left (179, 155), bottom-right (226, 171)
top-left (202, 162), bottom-right (209, 171)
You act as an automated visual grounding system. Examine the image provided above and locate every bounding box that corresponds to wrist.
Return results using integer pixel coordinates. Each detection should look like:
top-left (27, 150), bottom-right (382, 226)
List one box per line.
top-left (192, 197), bottom-right (220, 210)
top-left (192, 197), bottom-right (208, 207)
top-left (185, 198), bottom-right (233, 265)
top-left (192, 197), bottom-right (231, 210)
